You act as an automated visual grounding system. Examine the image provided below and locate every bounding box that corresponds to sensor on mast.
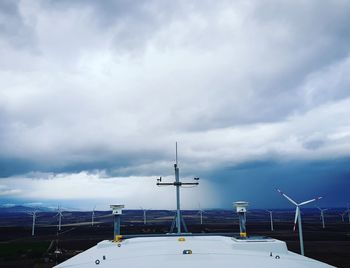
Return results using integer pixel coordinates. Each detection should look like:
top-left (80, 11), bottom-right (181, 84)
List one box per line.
top-left (156, 142), bottom-right (199, 234)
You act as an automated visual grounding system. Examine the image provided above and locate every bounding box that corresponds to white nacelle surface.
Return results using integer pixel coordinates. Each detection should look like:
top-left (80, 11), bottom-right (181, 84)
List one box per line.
top-left (54, 235), bottom-right (335, 268)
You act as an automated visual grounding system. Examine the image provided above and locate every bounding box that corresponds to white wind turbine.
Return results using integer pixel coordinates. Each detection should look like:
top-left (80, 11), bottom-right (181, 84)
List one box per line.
top-left (316, 206), bottom-right (327, 229)
top-left (265, 210), bottom-right (274, 231)
top-left (197, 203), bottom-right (206, 225)
top-left (91, 206), bottom-right (96, 227)
top-left (140, 207), bottom-right (151, 225)
top-left (277, 189), bottom-right (322, 256)
top-left (340, 212), bottom-right (345, 222)
top-left (55, 205), bottom-right (64, 231)
top-left (28, 210), bottom-right (38, 236)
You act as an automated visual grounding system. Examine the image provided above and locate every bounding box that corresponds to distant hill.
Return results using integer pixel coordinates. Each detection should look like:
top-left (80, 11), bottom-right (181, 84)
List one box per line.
top-left (0, 205), bottom-right (53, 214)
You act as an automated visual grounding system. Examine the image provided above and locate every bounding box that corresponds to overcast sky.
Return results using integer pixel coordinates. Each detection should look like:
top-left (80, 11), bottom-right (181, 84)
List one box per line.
top-left (1, 0), bottom-right (350, 210)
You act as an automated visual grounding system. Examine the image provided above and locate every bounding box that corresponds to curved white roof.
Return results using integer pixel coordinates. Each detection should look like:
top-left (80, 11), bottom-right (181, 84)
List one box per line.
top-left (54, 235), bottom-right (334, 268)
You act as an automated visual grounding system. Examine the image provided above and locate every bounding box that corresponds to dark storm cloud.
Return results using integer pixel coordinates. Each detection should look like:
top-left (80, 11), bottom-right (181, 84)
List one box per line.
top-left (207, 157), bottom-right (350, 208)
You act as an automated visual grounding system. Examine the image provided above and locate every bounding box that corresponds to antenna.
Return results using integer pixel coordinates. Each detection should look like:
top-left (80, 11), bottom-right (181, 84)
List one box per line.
top-left (277, 189), bottom-right (322, 256)
top-left (175, 142), bottom-right (178, 165)
top-left (156, 143), bottom-right (199, 234)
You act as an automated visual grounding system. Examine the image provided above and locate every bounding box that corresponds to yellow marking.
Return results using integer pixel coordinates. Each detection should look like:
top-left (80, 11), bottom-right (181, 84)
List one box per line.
top-left (240, 232), bottom-right (247, 237)
top-left (115, 235), bottom-right (123, 242)
top-left (178, 237), bottom-right (186, 242)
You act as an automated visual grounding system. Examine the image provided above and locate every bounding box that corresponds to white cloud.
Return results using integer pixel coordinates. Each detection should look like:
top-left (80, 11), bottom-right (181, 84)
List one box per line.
top-left (0, 171), bottom-right (220, 209)
top-left (0, 1), bottom-right (350, 180)
top-left (0, 184), bottom-right (22, 196)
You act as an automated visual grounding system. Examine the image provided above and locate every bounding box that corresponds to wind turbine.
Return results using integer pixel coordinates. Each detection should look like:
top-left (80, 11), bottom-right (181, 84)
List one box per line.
top-left (316, 206), bottom-right (327, 229)
top-left (346, 204), bottom-right (350, 223)
top-left (140, 207), bottom-right (151, 225)
top-left (91, 206), bottom-right (96, 227)
top-left (340, 212), bottom-right (345, 222)
top-left (55, 205), bottom-right (64, 231)
top-left (265, 210), bottom-right (274, 231)
top-left (197, 203), bottom-right (206, 225)
top-left (28, 210), bottom-right (38, 236)
top-left (277, 189), bottom-right (322, 256)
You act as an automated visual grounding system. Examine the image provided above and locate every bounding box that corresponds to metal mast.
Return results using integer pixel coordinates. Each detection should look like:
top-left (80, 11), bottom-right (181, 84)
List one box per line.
top-left (156, 142), bottom-right (199, 234)
top-left (110, 205), bottom-right (124, 240)
top-left (175, 142), bottom-right (181, 233)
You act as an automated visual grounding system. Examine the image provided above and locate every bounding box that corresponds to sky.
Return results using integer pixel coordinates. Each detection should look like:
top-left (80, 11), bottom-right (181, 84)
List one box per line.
top-left (0, 0), bottom-right (350, 210)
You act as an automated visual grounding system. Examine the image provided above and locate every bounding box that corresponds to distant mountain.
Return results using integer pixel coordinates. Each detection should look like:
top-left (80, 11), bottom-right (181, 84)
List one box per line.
top-left (0, 205), bottom-right (54, 213)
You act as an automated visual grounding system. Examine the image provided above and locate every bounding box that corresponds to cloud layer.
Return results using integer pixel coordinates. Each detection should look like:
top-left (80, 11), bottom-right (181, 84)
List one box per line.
top-left (1, 1), bottom-right (350, 207)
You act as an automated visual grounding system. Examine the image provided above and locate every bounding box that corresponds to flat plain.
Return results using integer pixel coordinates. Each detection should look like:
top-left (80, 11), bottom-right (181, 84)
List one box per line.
top-left (0, 209), bottom-right (349, 268)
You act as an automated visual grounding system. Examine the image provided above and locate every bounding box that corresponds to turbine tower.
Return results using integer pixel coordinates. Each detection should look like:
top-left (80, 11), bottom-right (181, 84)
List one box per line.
top-left (55, 205), bottom-right (64, 231)
top-left (340, 212), bottom-right (345, 222)
top-left (265, 210), bottom-right (274, 231)
top-left (156, 142), bottom-right (199, 234)
top-left (316, 206), bottom-right (327, 229)
top-left (91, 206), bottom-right (96, 227)
top-left (277, 189), bottom-right (322, 256)
top-left (28, 210), bottom-right (38, 236)
top-left (140, 207), bottom-right (151, 225)
top-left (197, 203), bottom-right (206, 225)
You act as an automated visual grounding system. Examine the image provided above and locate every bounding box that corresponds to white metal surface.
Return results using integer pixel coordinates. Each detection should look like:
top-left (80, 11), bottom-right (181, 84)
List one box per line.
top-left (110, 205), bottom-right (124, 215)
top-left (54, 235), bottom-right (334, 268)
top-left (234, 201), bottom-right (249, 213)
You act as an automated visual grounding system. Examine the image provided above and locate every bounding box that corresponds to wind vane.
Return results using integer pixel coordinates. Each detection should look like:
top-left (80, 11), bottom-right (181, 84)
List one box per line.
top-left (156, 142), bottom-right (199, 234)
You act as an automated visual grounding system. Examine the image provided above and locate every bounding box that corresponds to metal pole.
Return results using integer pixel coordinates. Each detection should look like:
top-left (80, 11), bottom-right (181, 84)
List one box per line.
top-left (238, 212), bottom-right (247, 236)
top-left (113, 215), bottom-right (121, 239)
top-left (175, 162), bottom-right (181, 234)
top-left (143, 210), bottom-right (146, 225)
top-left (298, 207), bottom-right (305, 256)
top-left (156, 143), bottom-right (199, 234)
top-left (270, 212), bottom-right (274, 231)
top-left (200, 210), bottom-right (203, 225)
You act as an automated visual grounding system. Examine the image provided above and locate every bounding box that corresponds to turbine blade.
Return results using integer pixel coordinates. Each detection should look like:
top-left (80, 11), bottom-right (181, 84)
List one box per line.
top-left (277, 189), bottom-right (298, 206)
top-left (293, 207), bottom-right (299, 231)
top-left (299, 196), bottom-right (322, 206)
